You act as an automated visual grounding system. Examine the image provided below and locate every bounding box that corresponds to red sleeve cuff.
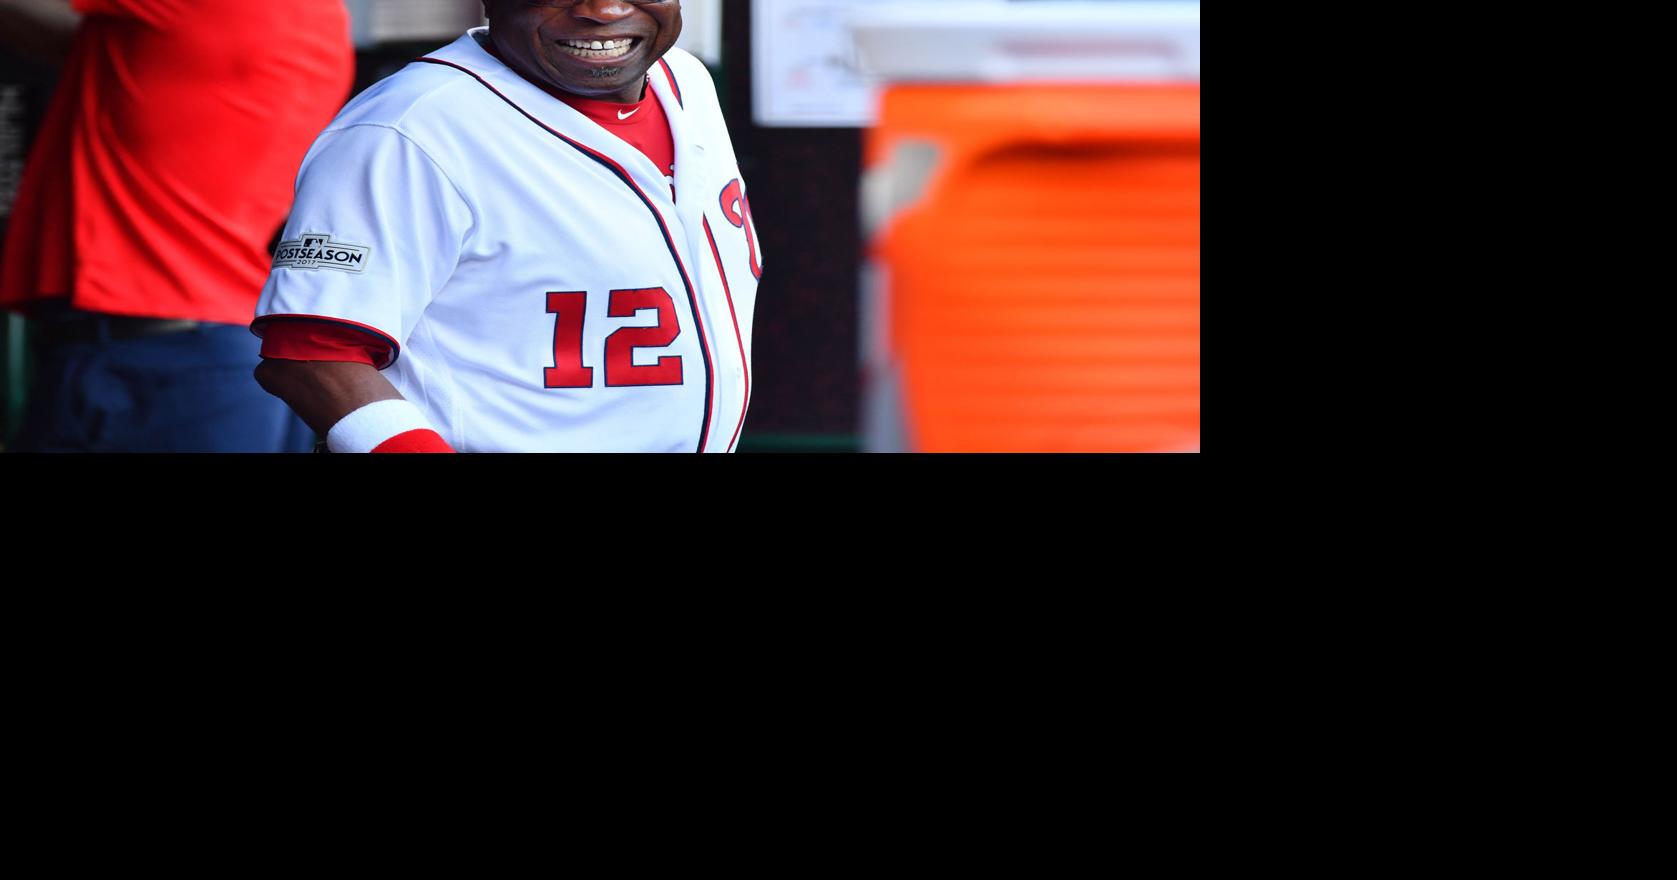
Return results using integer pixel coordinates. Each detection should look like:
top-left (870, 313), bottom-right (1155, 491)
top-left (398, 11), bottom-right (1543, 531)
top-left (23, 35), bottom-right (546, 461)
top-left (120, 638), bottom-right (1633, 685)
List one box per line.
top-left (258, 320), bottom-right (390, 367)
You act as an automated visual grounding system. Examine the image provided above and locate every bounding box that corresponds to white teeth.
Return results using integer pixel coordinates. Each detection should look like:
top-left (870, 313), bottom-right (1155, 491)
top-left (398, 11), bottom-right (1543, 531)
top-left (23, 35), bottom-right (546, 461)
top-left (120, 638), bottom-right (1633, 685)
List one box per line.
top-left (559, 38), bottom-right (634, 58)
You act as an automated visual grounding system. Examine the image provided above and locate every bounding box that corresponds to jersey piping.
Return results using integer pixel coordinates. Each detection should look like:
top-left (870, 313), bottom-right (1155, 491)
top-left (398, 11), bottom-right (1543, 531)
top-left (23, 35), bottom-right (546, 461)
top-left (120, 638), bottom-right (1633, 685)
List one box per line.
top-left (703, 216), bottom-right (752, 454)
top-left (657, 57), bottom-right (684, 108)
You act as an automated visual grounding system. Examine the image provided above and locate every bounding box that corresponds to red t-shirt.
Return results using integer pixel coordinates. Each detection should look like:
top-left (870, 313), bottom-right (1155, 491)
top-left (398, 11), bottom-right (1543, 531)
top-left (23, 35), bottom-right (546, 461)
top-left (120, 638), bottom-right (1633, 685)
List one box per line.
top-left (0, 0), bottom-right (355, 325)
top-left (261, 53), bottom-right (676, 367)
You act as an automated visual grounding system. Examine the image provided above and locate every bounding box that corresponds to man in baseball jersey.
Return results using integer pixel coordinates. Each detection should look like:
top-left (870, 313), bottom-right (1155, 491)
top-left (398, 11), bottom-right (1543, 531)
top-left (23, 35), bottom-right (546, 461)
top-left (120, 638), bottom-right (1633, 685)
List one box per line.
top-left (252, 0), bottom-right (762, 453)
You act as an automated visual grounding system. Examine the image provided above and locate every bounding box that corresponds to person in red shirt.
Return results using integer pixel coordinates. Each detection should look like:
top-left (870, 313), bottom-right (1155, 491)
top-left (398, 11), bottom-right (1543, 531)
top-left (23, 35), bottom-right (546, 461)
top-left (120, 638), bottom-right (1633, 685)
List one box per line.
top-left (0, 0), bottom-right (354, 452)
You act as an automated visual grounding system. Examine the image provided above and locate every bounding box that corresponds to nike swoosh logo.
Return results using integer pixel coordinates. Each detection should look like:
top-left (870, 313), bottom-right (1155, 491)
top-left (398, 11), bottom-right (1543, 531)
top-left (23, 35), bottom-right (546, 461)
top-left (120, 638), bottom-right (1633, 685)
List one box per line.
top-left (618, 108), bottom-right (641, 120)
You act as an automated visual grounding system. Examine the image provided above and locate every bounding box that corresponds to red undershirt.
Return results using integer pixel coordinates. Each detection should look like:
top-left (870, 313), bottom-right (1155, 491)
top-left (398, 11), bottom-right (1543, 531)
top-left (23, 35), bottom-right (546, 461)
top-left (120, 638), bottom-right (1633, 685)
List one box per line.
top-left (260, 48), bottom-right (676, 367)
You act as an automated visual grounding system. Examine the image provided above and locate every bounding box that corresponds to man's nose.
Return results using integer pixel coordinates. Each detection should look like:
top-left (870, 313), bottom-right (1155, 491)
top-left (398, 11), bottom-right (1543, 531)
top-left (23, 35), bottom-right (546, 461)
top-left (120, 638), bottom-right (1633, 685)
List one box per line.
top-left (569, 1), bottom-right (637, 24)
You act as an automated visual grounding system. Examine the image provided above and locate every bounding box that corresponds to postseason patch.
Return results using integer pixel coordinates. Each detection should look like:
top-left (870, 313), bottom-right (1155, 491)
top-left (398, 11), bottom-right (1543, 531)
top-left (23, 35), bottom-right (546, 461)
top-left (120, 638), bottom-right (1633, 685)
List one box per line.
top-left (273, 234), bottom-right (371, 273)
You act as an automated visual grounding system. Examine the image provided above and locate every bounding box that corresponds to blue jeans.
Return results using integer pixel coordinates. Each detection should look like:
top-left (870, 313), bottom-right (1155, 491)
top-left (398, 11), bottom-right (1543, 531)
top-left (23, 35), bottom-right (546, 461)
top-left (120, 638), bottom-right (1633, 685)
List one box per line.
top-left (12, 319), bottom-right (315, 453)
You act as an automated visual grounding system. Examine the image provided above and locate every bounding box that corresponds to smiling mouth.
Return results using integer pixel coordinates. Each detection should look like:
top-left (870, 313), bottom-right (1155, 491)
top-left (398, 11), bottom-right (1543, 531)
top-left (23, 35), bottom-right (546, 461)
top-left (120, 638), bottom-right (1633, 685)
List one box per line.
top-left (558, 38), bottom-right (639, 60)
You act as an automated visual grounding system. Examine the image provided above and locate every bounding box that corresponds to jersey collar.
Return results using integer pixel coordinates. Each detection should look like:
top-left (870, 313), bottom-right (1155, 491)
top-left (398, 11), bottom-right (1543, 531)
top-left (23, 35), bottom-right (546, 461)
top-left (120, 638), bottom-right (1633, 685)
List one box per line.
top-left (436, 28), bottom-right (677, 201)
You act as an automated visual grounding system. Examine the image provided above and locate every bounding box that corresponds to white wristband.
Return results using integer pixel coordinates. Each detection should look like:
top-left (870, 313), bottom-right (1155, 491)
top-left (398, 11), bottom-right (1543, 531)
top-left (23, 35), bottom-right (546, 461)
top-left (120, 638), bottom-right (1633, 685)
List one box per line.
top-left (326, 399), bottom-right (438, 454)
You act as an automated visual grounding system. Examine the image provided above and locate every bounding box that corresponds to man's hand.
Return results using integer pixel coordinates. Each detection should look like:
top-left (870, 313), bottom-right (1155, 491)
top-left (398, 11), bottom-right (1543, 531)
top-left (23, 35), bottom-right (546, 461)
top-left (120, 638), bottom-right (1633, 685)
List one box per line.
top-left (0, 1), bottom-right (82, 66)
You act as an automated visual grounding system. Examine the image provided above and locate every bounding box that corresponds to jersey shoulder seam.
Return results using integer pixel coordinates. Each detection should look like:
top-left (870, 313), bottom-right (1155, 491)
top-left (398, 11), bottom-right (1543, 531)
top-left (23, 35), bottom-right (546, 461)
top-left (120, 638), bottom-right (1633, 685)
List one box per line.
top-left (315, 121), bottom-right (478, 232)
top-left (328, 66), bottom-right (482, 131)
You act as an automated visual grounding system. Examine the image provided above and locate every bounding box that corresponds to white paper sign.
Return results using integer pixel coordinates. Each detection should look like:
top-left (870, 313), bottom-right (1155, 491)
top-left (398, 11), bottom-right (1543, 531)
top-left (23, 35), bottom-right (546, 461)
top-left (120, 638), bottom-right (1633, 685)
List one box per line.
top-left (752, 0), bottom-right (902, 128)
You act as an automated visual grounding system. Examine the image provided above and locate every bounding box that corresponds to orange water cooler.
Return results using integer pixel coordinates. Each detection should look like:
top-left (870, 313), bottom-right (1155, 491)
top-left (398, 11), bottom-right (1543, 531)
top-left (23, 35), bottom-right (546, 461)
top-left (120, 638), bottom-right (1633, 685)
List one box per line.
top-left (853, 3), bottom-right (1200, 452)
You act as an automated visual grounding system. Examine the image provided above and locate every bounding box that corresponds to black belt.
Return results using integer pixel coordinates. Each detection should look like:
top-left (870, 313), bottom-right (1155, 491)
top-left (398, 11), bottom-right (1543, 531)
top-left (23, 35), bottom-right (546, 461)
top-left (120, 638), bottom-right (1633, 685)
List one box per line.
top-left (36, 315), bottom-right (204, 346)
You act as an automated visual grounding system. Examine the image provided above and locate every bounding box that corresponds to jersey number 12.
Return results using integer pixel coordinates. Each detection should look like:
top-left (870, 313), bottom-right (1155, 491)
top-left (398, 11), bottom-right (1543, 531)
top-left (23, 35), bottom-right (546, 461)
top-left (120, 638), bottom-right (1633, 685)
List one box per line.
top-left (544, 287), bottom-right (684, 389)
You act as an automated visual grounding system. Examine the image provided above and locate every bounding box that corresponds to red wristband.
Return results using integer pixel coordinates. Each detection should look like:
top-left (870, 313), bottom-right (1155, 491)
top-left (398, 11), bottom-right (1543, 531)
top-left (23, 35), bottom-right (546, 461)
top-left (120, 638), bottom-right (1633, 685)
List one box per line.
top-left (371, 429), bottom-right (457, 454)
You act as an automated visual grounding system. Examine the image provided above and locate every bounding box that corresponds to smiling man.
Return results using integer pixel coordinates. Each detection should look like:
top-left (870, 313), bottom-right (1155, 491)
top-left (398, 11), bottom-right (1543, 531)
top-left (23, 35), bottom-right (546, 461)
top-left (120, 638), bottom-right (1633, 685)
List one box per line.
top-left (252, 0), bottom-right (763, 453)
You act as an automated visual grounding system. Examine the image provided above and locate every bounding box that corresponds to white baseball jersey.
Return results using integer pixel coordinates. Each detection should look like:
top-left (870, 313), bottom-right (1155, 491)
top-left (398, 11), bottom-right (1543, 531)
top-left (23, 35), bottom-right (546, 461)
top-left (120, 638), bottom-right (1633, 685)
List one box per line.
top-left (255, 30), bottom-right (762, 452)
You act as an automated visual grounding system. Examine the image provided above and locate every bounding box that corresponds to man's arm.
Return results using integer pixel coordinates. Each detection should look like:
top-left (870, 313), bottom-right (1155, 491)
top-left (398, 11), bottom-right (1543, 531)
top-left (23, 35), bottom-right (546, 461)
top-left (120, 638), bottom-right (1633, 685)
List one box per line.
top-left (253, 360), bottom-right (406, 438)
top-left (254, 359), bottom-right (456, 453)
top-left (0, 0), bottom-right (81, 66)
top-left (251, 121), bottom-right (472, 451)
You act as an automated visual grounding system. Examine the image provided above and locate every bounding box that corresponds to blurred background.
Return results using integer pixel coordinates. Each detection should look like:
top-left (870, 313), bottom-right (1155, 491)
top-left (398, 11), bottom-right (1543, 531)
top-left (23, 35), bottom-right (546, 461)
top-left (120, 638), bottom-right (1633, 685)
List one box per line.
top-left (1, 0), bottom-right (1200, 453)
